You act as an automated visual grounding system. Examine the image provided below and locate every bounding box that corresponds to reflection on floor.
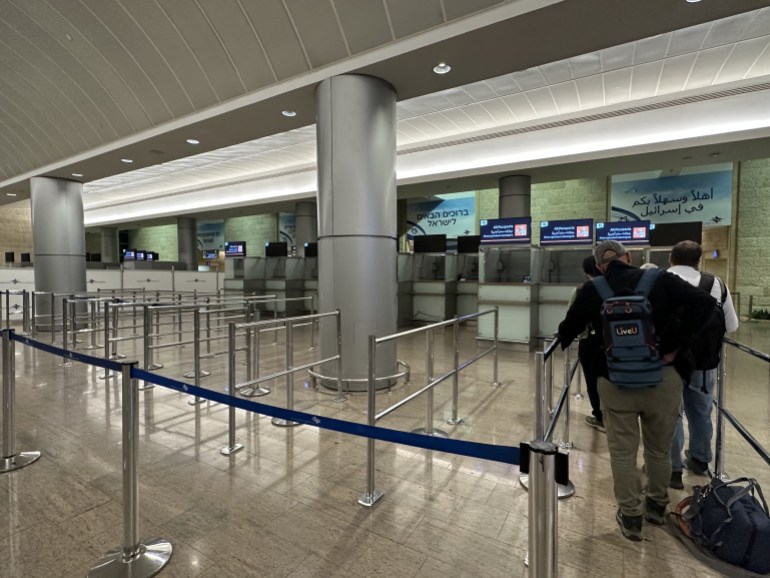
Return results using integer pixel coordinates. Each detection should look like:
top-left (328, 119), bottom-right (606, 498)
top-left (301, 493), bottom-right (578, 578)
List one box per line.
top-left (0, 317), bottom-right (768, 577)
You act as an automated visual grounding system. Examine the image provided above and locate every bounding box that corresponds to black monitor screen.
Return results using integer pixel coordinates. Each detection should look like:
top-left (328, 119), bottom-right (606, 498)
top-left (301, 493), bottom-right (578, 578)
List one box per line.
top-left (20, 253), bottom-right (31, 263)
top-left (456, 235), bottom-right (481, 254)
top-left (4, 252), bottom-right (13, 263)
top-left (224, 241), bottom-right (246, 257)
top-left (595, 220), bottom-right (650, 245)
top-left (539, 218), bottom-right (594, 245)
top-left (135, 250), bottom-right (146, 261)
top-left (479, 217), bottom-right (532, 245)
top-left (146, 252), bottom-right (158, 262)
top-left (649, 221), bottom-right (702, 247)
top-left (123, 249), bottom-right (136, 261)
top-left (303, 242), bottom-right (318, 258)
top-left (413, 234), bottom-right (447, 253)
top-left (91, 253), bottom-right (101, 262)
top-left (202, 250), bottom-right (218, 260)
top-left (265, 242), bottom-right (288, 257)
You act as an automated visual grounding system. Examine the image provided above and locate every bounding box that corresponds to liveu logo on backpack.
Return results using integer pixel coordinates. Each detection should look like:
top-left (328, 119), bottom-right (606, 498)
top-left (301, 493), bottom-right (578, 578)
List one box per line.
top-left (592, 269), bottom-right (663, 388)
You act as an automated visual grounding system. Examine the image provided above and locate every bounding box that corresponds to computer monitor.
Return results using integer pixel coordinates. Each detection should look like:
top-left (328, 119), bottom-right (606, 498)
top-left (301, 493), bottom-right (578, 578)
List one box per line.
top-left (20, 253), bottom-right (31, 263)
top-left (479, 217), bottom-right (532, 245)
top-left (123, 249), bottom-right (136, 261)
top-left (135, 250), bottom-right (146, 261)
top-left (595, 220), bottom-right (650, 245)
top-left (303, 242), bottom-right (318, 258)
top-left (413, 234), bottom-right (447, 253)
top-left (649, 221), bottom-right (702, 246)
top-left (146, 252), bottom-right (158, 262)
top-left (539, 218), bottom-right (594, 245)
top-left (4, 252), bottom-right (13, 263)
top-left (202, 250), bottom-right (218, 260)
top-left (456, 235), bottom-right (481, 254)
top-left (224, 241), bottom-right (246, 257)
top-left (265, 242), bottom-right (288, 257)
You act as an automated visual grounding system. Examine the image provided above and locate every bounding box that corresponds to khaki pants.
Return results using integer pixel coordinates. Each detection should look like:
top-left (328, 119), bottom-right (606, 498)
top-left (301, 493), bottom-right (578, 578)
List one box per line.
top-left (598, 366), bottom-right (682, 516)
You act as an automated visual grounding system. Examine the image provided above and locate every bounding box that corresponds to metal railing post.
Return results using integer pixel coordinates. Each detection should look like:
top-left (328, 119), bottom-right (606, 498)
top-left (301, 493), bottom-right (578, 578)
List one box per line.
top-left (448, 317), bottom-right (462, 424)
top-left (100, 303), bottom-right (114, 380)
top-left (21, 290), bottom-right (29, 335)
top-left (358, 335), bottom-right (383, 507)
top-left (272, 320), bottom-right (300, 427)
top-left (333, 310), bottom-right (346, 402)
top-left (50, 293), bottom-right (56, 344)
top-left (535, 351), bottom-right (546, 439)
top-left (4, 290), bottom-right (9, 329)
top-left (60, 298), bottom-right (73, 367)
top-left (143, 305), bottom-right (161, 375)
top-left (221, 322), bottom-right (244, 455)
top-left (527, 440), bottom-right (558, 578)
top-left (492, 306), bottom-right (500, 387)
top-left (111, 302), bottom-right (124, 359)
top-left (544, 340), bottom-right (554, 420)
top-left (186, 308), bottom-right (206, 405)
top-left (88, 361), bottom-right (172, 576)
top-left (561, 345), bottom-right (572, 450)
top-left (0, 329), bottom-right (41, 473)
top-left (31, 291), bottom-right (36, 337)
top-left (241, 314), bottom-right (269, 398)
top-left (714, 346), bottom-right (727, 479)
top-left (412, 329), bottom-right (447, 438)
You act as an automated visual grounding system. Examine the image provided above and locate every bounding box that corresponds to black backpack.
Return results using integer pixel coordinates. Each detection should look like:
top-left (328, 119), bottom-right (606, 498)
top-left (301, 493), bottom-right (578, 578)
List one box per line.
top-left (592, 269), bottom-right (662, 388)
top-left (690, 272), bottom-right (728, 370)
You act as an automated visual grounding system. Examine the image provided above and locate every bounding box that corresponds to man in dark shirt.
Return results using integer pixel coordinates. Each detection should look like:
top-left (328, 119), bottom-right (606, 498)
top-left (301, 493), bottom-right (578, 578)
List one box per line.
top-left (557, 240), bottom-right (715, 541)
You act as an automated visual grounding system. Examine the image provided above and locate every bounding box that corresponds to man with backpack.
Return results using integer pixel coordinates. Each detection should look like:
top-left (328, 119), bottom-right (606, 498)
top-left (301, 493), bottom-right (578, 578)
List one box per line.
top-left (557, 240), bottom-right (715, 542)
top-left (667, 240), bottom-right (739, 490)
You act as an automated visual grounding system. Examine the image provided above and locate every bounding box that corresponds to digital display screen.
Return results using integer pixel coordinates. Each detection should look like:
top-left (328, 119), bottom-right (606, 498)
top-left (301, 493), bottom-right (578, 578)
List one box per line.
top-left (135, 251), bottom-right (146, 261)
top-left (303, 243), bottom-right (318, 258)
top-left (224, 241), bottom-right (246, 257)
top-left (479, 217), bottom-right (531, 245)
top-left (123, 249), bottom-right (136, 261)
top-left (648, 221), bottom-right (702, 246)
top-left (265, 242), bottom-right (288, 257)
top-left (202, 250), bottom-right (218, 260)
top-left (539, 219), bottom-right (593, 245)
top-left (146, 252), bottom-right (154, 262)
top-left (595, 220), bottom-right (650, 245)
top-left (457, 235), bottom-right (481, 254)
top-left (413, 234), bottom-right (447, 253)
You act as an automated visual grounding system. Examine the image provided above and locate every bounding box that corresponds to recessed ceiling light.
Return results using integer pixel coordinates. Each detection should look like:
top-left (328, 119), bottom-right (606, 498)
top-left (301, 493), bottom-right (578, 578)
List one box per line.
top-left (6, 193), bottom-right (17, 197)
top-left (186, 138), bottom-right (200, 145)
top-left (72, 173), bottom-right (83, 177)
top-left (433, 62), bottom-right (451, 75)
top-left (686, 0), bottom-right (702, 3)
top-left (64, 33), bottom-right (73, 41)
top-left (282, 110), bottom-right (297, 117)
top-left (120, 158), bottom-right (133, 164)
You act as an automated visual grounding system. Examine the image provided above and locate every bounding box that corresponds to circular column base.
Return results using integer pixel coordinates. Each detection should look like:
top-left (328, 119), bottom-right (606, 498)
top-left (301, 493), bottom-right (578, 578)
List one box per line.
top-left (87, 539), bottom-right (172, 578)
top-left (0, 451), bottom-right (41, 473)
top-left (518, 473), bottom-right (575, 499)
top-left (272, 418), bottom-right (301, 428)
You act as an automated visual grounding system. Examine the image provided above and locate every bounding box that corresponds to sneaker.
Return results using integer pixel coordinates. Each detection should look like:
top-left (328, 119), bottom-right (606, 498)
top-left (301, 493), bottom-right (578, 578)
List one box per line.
top-left (644, 497), bottom-right (666, 526)
top-left (585, 416), bottom-right (606, 433)
top-left (685, 451), bottom-right (709, 475)
top-left (616, 510), bottom-right (643, 541)
top-left (669, 471), bottom-right (684, 490)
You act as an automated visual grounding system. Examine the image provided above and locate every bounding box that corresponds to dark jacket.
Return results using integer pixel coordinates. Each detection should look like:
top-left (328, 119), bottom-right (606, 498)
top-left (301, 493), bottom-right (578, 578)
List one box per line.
top-left (557, 259), bottom-right (716, 381)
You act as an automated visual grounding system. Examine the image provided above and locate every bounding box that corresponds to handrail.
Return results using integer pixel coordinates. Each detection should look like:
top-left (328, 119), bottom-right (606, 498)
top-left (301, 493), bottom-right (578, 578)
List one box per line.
top-left (375, 308), bottom-right (497, 345)
top-left (724, 336), bottom-right (770, 363)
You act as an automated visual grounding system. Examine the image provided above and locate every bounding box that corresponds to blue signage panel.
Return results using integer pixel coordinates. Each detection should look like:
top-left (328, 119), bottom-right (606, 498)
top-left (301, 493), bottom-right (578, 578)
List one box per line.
top-left (539, 218), bottom-right (593, 245)
top-left (224, 241), bottom-right (246, 257)
top-left (479, 217), bottom-right (532, 245)
top-left (595, 220), bottom-right (650, 245)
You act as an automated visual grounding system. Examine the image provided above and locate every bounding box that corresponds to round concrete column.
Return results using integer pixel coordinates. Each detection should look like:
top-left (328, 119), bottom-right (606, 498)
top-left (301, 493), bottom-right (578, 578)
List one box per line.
top-left (30, 177), bottom-right (86, 294)
top-left (295, 201), bottom-right (317, 255)
top-left (177, 217), bottom-right (197, 271)
top-left (316, 74), bottom-right (397, 390)
top-left (100, 227), bottom-right (119, 263)
top-left (499, 175), bottom-right (531, 217)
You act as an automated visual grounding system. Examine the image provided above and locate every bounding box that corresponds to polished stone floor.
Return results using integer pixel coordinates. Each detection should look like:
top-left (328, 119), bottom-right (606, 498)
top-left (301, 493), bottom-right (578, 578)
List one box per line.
top-left (1, 311), bottom-right (768, 577)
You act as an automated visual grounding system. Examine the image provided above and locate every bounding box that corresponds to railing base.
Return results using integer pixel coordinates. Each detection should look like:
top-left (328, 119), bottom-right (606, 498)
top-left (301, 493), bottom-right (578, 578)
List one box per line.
top-left (519, 473), bottom-right (575, 499)
top-left (147, 363), bottom-right (163, 370)
top-left (220, 443), bottom-right (244, 456)
top-left (412, 427), bottom-right (449, 438)
top-left (88, 538), bottom-right (172, 578)
top-left (0, 451), bottom-right (41, 474)
top-left (183, 370), bottom-right (211, 379)
top-left (357, 490), bottom-right (383, 507)
top-left (240, 386), bottom-right (270, 398)
top-left (271, 418), bottom-right (301, 428)
top-left (138, 383), bottom-right (154, 391)
top-left (187, 397), bottom-right (205, 406)
top-left (447, 417), bottom-right (464, 425)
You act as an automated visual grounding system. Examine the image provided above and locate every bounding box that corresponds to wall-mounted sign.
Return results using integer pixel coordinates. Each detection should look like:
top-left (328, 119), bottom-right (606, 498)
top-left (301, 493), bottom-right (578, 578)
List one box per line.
top-left (539, 218), bottom-right (593, 245)
top-left (480, 217), bottom-right (532, 245)
top-left (596, 221), bottom-right (650, 245)
top-left (610, 163), bottom-right (733, 227)
top-left (406, 193), bottom-right (476, 239)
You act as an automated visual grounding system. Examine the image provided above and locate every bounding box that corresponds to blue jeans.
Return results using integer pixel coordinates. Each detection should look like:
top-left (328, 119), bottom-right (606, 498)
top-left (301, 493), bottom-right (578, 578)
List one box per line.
top-left (672, 368), bottom-right (715, 472)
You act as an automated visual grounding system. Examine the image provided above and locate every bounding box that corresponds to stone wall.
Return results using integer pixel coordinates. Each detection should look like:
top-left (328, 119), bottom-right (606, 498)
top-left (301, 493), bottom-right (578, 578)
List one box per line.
top-left (128, 224), bottom-right (178, 261)
top-left (224, 214), bottom-right (278, 256)
top-left (531, 177), bottom-right (608, 243)
top-left (0, 203), bottom-right (33, 261)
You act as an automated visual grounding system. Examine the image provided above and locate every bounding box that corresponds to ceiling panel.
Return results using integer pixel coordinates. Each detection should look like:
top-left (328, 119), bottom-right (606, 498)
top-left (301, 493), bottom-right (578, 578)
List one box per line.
top-left (460, 102), bottom-right (497, 130)
top-left (685, 44), bottom-right (735, 89)
top-left (443, 0), bottom-right (503, 21)
top-left (629, 60), bottom-right (663, 100)
top-left (574, 75), bottom-right (604, 109)
top-left (385, 0), bottom-right (444, 39)
top-left (485, 74), bottom-right (522, 97)
top-left (117, 0), bottom-right (214, 110)
top-left (704, 10), bottom-right (755, 48)
top-left (477, 98), bottom-right (518, 126)
top-left (539, 60), bottom-right (573, 85)
top-left (667, 21), bottom-right (711, 57)
top-left (600, 44), bottom-right (635, 72)
top-left (285, 0), bottom-right (350, 68)
top-left (747, 39), bottom-right (770, 76)
top-left (419, 111), bottom-right (463, 135)
top-left (603, 68), bottom-right (632, 105)
top-left (501, 93), bottom-right (537, 122)
top-left (462, 81), bottom-right (499, 102)
top-left (198, 0), bottom-right (276, 92)
top-left (569, 51), bottom-right (602, 77)
top-left (657, 52), bottom-right (698, 94)
top-left (333, 0), bottom-right (393, 55)
top-left (526, 87), bottom-right (558, 118)
top-left (511, 68), bottom-right (547, 91)
top-left (239, 0), bottom-right (310, 81)
top-left (156, 0), bottom-right (245, 102)
top-left (549, 81), bottom-right (581, 115)
top-left (743, 7), bottom-right (770, 39)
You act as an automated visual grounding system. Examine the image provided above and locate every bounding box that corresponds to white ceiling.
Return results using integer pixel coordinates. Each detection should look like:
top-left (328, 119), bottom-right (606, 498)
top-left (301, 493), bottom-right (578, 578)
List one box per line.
top-left (1, 0), bottom-right (769, 224)
top-left (80, 7), bottom-right (770, 222)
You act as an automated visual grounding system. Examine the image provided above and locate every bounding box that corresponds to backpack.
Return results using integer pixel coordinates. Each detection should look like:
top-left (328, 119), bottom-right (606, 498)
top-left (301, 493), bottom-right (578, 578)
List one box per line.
top-left (592, 269), bottom-right (662, 388)
top-left (690, 272), bottom-right (728, 370)
top-left (684, 477), bottom-right (770, 574)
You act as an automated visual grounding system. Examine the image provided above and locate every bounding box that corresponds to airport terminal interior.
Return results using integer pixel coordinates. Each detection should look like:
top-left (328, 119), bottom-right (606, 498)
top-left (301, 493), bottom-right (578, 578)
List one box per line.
top-left (1, 1), bottom-right (770, 577)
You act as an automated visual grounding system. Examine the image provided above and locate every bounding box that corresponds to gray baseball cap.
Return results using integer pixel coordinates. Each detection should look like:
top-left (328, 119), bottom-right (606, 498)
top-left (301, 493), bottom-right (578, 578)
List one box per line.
top-left (594, 240), bottom-right (628, 264)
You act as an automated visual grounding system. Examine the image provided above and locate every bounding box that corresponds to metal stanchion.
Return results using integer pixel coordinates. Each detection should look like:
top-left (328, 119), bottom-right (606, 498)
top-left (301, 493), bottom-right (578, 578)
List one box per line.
top-left (358, 335), bottom-right (383, 507)
top-left (272, 320), bottom-right (300, 427)
top-left (0, 330), bottom-right (41, 473)
top-left (60, 298), bottom-right (74, 367)
top-left (333, 310), bottom-right (346, 402)
top-left (492, 306), bottom-right (500, 387)
top-left (100, 304), bottom-right (114, 380)
top-left (50, 293), bottom-right (56, 344)
top-left (88, 361), bottom-right (173, 577)
top-left (241, 321), bottom-right (269, 398)
top-left (412, 329), bottom-right (448, 438)
top-left (110, 303), bottom-right (125, 360)
top-left (31, 291), bottom-right (36, 337)
top-left (85, 300), bottom-right (98, 350)
top-left (561, 345), bottom-right (573, 450)
top-left (141, 307), bottom-right (159, 390)
top-left (4, 290), bottom-right (9, 329)
top-left (186, 309), bottom-right (209, 406)
top-left (714, 347), bottom-right (728, 480)
top-left (527, 440), bottom-right (558, 578)
top-left (21, 290), bottom-right (29, 335)
top-left (273, 306), bottom-right (279, 345)
top-left (448, 317), bottom-right (462, 425)
top-left (221, 323), bottom-right (244, 456)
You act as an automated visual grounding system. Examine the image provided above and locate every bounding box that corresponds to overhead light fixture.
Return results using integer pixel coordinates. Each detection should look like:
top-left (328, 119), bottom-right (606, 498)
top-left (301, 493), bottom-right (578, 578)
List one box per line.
top-left (433, 62), bottom-right (451, 75)
top-left (72, 173), bottom-right (83, 177)
top-left (282, 110), bottom-right (297, 117)
top-left (64, 33), bottom-right (73, 41)
top-left (120, 158), bottom-right (133, 164)
top-left (6, 193), bottom-right (17, 197)
top-left (186, 138), bottom-right (200, 145)
top-left (686, 0), bottom-right (702, 3)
